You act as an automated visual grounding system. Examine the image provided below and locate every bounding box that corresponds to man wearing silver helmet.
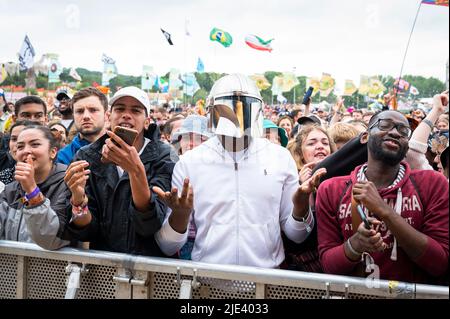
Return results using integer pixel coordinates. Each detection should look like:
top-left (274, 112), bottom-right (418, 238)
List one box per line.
top-left (154, 74), bottom-right (325, 268)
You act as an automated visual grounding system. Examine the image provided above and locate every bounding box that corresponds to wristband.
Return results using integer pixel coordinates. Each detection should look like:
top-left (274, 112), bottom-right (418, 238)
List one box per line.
top-left (25, 187), bottom-right (40, 201)
top-left (346, 238), bottom-right (363, 256)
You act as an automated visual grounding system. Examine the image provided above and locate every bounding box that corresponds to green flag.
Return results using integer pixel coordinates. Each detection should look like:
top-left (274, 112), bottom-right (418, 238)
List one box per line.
top-left (210, 27), bottom-right (233, 48)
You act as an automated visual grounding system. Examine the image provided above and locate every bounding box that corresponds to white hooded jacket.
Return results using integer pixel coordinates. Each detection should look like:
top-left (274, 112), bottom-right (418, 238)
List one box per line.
top-left (156, 136), bottom-right (314, 268)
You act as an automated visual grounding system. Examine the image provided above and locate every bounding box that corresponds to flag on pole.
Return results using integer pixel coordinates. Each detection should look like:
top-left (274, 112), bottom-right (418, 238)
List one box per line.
top-left (18, 35), bottom-right (36, 70)
top-left (169, 69), bottom-right (183, 90)
top-left (368, 76), bottom-right (386, 98)
top-left (48, 54), bottom-right (63, 83)
top-left (410, 85), bottom-right (420, 95)
top-left (161, 28), bottom-right (173, 45)
top-left (244, 35), bottom-right (274, 52)
top-left (69, 67), bottom-right (82, 82)
top-left (141, 65), bottom-right (156, 91)
top-left (250, 74), bottom-right (271, 90)
top-left (0, 64), bottom-right (8, 84)
top-left (342, 80), bottom-right (358, 96)
top-left (101, 54), bottom-right (118, 86)
top-left (421, 0), bottom-right (448, 6)
top-left (181, 73), bottom-right (200, 96)
top-left (196, 57), bottom-right (205, 73)
top-left (319, 73), bottom-right (335, 97)
top-left (358, 75), bottom-right (370, 95)
top-left (209, 28), bottom-right (233, 48)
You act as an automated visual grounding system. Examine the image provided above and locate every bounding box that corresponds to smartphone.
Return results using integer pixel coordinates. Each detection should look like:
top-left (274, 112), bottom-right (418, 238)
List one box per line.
top-left (357, 205), bottom-right (372, 230)
top-left (302, 86), bottom-right (314, 105)
top-left (113, 126), bottom-right (138, 147)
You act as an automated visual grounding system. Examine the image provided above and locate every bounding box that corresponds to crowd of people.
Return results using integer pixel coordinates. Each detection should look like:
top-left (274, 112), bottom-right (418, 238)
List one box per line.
top-left (0, 74), bottom-right (448, 286)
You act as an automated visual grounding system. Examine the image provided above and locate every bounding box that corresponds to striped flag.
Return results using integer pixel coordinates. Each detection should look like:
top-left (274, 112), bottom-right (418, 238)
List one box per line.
top-left (421, 0), bottom-right (448, 6)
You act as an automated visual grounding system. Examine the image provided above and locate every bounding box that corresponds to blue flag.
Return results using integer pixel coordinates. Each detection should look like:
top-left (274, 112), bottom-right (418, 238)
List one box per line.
top-left (196, 57), bottom-right (204, 73)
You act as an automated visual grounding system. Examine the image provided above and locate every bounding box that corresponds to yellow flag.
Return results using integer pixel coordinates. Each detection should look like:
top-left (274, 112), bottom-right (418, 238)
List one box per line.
top-left (281, 72), bottom-right (299, 92)
top-left (343, 80), bottom-right (358, 96)
top-left (359, 75), bottom-right (370, 96)
top-left (250, 74), bottom-right (271, 90)
top-left (368, 76), bottom-right (386, 98)
top-left (319, 73), bottom-right (335, 97)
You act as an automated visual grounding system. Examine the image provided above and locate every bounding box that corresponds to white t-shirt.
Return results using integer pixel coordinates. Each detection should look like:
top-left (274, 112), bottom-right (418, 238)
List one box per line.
top-left (117, 137), bottom-right (150, 178)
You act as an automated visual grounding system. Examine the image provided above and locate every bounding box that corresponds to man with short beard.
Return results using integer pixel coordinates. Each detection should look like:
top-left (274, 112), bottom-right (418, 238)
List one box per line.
top-left (57, 87), bottom-right (107, 165)
top-left (317, 110), bottom-right (448, 284)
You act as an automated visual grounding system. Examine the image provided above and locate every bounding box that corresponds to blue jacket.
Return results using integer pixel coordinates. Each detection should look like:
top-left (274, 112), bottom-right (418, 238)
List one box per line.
top-left (57, 135), bottom-right (90, 165)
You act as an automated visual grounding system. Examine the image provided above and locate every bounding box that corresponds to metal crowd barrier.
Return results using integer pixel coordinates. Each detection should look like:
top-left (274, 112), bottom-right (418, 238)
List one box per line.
top-left (0, 240), bottom-right (448, 299)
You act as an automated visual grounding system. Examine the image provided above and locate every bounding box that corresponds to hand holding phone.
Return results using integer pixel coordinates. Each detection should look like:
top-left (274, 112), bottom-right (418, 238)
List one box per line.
top-left (113, 126), bottom-right (138, 147)
top-left (357, 205), bottom-right (372, 230)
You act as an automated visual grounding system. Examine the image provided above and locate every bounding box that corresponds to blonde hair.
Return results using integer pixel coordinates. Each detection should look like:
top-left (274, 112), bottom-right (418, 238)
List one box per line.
top-left (289, 124), bottom-right (336, 171)
top-left (328, 122), bottom-right (359, 146)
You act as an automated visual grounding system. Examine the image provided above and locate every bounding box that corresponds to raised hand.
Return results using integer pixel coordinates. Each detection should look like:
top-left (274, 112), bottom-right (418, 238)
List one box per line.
top-left (64, 160), bottom-right (90, 206)
top-left (15, 154), bottom-right (37, 194)
top-left (152, 178), bottom-right (194, 216)
top-left (152, 178), bottom-right (194, 233)
top-left (352, 181), bottom-right (392, 220)
top-left (101, 130), bottom-right (142, 174)
top-left (299, 161), bottom-right (319, 184)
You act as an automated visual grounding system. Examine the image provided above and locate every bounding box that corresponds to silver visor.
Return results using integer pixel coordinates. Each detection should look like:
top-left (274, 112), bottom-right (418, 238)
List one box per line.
top-left (209, 96), bottom-right (263, 138)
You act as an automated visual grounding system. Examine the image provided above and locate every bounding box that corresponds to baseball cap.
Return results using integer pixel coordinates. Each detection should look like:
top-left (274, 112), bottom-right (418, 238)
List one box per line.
top-left (172, 115), bottom-right (212, 143)
top-left (297, 114), bottom-right (321, 126)
top-left (109, 86), bottom-right (151, 115)
top-left (263, 119), bottom-right (288, 147)
top-left (56, 88), bottom-right (72, 101)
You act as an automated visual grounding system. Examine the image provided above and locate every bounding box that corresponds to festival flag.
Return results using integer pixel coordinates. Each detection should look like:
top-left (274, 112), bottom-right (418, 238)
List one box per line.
top-left (181, 73), bottom-right (200, 96)
top-left (306, 77), bottom-right (320, 97)
top-left (69, 67), bottom-right (82, 82)
top-left (368, 76), bottom-right (386, 98)
top-left (342, 79), bottom-right (358, 96)
top-left (271, 76), bottom-right (284, 95)
top-left (5, 62), bottom-right (20, 77)
top-left (410, 85), bottom-right (420, 95)
top-left (141, 65), bottom-right (156, 91)
top-left (161, 28), bottom-right (174, 45)
top-left (209, 28), bottom-right (233, 48)
top-left (169, 69), bottom-right (183, 90)
top-left (0, 64), bottom-right (8, 84)
top-left (245, 35), bottom-right (274, 52)
top-left (281, 72), bottom-right (299, 92)
top-left (155, 76), bottom-right (169, 93)
top-left (101, 54), bottom-right (118, 87)
top-left (250, 74), bottom-right (271, 91)
top-left (358, 75), bottom-right (370, 95)
top-left (18, 35), bottom-right (36, 70)
top-left (319, 73), bottom-right (335, 97)
top-left (48, 54), bottom-right (63, 83)
top-left (197, 57), bottom-right (205, 73)
top-left (421, 0), bottom-right (448, 6)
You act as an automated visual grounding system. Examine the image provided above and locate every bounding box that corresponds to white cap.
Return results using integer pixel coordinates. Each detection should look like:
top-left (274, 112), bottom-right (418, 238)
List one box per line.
top-left (109, 86), bottom-right (151, 115)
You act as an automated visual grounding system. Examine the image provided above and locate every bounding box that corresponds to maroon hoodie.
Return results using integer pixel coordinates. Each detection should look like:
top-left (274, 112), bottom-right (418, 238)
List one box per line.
top-left (317, 162), bottom-right (448, 284)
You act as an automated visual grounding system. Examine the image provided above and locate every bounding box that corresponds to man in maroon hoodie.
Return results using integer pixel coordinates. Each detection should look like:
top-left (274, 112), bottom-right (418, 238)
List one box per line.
top-left (317, 110), bottom-right (448, 284)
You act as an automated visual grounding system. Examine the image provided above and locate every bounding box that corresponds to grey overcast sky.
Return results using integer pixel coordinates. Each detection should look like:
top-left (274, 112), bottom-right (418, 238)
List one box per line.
top-left (1, 0), bottom-right (448, 88)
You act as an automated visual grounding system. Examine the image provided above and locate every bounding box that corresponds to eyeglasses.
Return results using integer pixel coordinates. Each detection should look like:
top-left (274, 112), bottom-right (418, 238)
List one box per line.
top-left (369, 118), bottom-right (412, 138)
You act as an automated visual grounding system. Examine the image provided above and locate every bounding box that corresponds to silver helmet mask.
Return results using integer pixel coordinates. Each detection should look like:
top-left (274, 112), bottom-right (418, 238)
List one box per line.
top-left (207, 74), bottom-right (264, 138)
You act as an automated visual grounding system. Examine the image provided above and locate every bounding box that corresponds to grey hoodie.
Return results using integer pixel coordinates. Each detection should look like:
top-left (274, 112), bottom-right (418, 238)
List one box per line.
top-left (0, 163), bottom-right (71, 249)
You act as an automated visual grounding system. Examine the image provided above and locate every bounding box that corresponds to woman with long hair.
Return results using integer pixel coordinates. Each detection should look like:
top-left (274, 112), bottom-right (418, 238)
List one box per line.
top-left (0, 125), bottom-right (71, 249)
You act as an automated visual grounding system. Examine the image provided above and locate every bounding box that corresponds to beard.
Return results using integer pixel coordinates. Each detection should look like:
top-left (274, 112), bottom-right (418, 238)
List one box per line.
top-left (79, 126), bottom-right (103, 137)
top-left (59, 107), bottom-right (73, 116)
top-left (368, 135), bottom-right (409, 166)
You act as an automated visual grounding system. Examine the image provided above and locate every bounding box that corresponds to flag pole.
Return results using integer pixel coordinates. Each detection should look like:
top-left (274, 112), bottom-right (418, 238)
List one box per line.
top-left (396, 0), bottom-right (423, 99)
